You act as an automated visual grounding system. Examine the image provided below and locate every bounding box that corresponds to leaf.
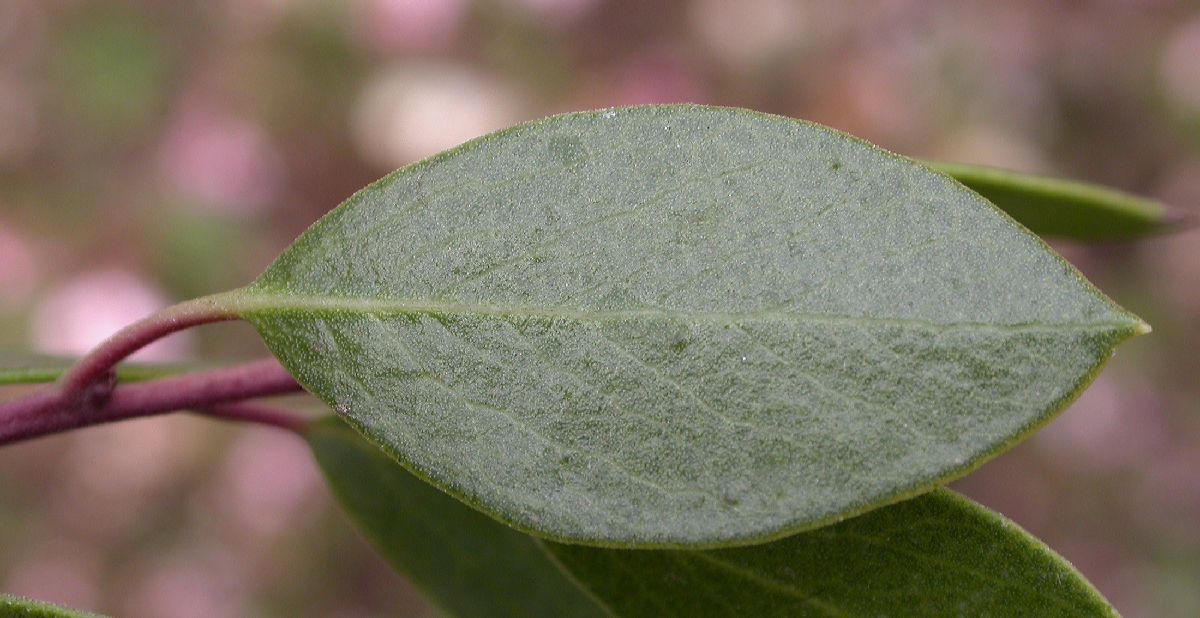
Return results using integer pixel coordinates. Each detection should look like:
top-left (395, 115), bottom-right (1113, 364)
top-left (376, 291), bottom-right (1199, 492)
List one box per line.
top-left (548, 489), bottom-right (1118, 617)
top-left (310, 419), bottom-right (1116, 618)
top-left (307, 418), bottom-right (606, 618)
top-left (0, 595), bottom-right (106, 618)
top-left (0, 354), bottom-right (190, 386)
top-left (224, 104), bottom-right (1147, 546)
top-left (928, 161), bottom-right (1181, 241)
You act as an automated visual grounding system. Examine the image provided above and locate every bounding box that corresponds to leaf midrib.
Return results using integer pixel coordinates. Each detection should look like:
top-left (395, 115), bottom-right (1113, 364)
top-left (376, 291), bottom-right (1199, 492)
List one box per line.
top-left (223, 290), bottom-right (1138, 333)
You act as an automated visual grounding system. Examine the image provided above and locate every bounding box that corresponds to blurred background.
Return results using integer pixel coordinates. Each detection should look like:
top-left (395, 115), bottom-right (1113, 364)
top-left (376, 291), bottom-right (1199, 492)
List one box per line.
top-left (0, 0), bottom-right (1197, 616)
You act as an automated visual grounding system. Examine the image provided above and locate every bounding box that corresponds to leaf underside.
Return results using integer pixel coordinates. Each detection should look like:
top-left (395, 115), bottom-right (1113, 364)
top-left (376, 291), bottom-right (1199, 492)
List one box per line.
top-left (929, 161), bottom-right (1177, 241)
top-left (310, 420), bottom-right (1117, 618)
top-left (235, 105), bottom-right (1144, 546)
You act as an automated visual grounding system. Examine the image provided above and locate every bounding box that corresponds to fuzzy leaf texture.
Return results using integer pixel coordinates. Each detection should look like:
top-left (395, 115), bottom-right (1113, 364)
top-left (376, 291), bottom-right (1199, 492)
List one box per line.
top-left (224, 105), bottom-right (1146, 546)
top-left (309, 420), bottom-right (1118, 617)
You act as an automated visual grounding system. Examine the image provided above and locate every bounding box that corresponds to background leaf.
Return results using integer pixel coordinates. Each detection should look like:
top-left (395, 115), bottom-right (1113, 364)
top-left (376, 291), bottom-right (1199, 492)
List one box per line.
top-left (549, 489), bottom-right (1118, 617)
top-left (928, 161), bottom-right (1182, 241)
top-left (0, 595), bottom-right (106, 618)
top-left (307, 418), bottom-right (606, 618)
top-left (233, 105), bottom-right (1146, 546)
top-left (0, 353), bottom-right (192, 386)
top-left (311, 419), bottom-right (1116, 618)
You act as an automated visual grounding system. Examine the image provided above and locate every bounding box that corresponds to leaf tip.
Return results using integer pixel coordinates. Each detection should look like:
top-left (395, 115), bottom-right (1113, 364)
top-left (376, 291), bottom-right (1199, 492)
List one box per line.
top-left (1134, 320), bottom-right (1152, 336)
top-left (1161, 206), bottom-right (1198, 232)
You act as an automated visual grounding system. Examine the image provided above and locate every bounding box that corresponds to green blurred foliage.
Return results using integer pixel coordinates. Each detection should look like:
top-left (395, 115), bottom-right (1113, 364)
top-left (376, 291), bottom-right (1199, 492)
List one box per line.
top-left (49, 6), bottom-right (173, 141)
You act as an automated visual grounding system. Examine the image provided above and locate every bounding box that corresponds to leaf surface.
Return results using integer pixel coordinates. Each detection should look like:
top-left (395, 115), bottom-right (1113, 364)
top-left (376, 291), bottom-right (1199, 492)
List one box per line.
top-left (311, 419), bottom-right (1117, 618)
top-left (0, 595), bottom-right (106, 618)
top-left (229, 105), bottom-right (1146, 546)
top-left (307, 419), bottom-right (605, 618)
top-left (929, 161), bottom-right (1180, 241)
top-left (549, 489), bottom-right (1118, 617)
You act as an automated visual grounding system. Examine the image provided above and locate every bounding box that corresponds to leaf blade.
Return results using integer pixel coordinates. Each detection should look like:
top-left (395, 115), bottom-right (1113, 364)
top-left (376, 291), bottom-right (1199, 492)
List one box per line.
top-left (310, 420), bottom-right (1116, 618)
top-left (928, 161), bottom-right (1180, 240)
top-left (307, 418), bottom-right (607, 618)
top-left (238, 105), bottom-right (1145, 546)
top-left (548, 489), bottom-right (1118, 617)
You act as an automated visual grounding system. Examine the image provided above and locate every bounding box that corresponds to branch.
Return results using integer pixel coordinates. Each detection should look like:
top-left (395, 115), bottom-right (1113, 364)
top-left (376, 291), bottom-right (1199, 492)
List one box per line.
top-left (0, 358), bottom-right (303, 446)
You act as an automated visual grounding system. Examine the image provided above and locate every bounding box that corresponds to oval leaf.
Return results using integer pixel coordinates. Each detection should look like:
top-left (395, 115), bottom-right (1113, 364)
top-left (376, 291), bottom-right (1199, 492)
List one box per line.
top-left (0, 595), bottom-right (105, 618)
top-left (311, 420), bottom-right (1116, 618)
top-left (928, 161), bottom-right (1182, 241)
top-left (307, 419), bottom-right (605, 618)
top-left (230, 105), bottom-right (1146, 546)
top-left (549, 489), bottom-right (1118, 617)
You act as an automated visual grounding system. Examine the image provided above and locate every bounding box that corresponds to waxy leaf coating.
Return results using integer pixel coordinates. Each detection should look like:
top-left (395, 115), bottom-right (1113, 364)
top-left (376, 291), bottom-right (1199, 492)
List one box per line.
top-left (234, 105), bottom-right (1145, 546)
top-left (310, 420), bottom-right (1117, 617)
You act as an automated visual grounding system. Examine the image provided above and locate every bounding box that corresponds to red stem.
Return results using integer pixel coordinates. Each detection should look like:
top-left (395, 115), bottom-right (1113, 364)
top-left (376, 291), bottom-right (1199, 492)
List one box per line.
top-left (201, 401), bottom-right (312, 435)
top-left (0, 359), bottom-right (303, 445)
top-left (0, 293), bottom-right (314, 443)
top-left (57, 296), bottom-right (237, 403)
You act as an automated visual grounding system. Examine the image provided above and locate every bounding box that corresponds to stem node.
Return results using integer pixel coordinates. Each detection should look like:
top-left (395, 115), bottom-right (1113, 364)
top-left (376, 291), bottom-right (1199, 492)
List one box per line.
top-left (0, 293), bottom-right (309, 444)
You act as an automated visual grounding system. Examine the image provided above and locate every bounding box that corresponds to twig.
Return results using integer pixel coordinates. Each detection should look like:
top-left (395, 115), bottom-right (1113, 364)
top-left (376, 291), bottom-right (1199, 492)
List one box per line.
top-left (0, 358), bottom-right (302, 446)
top-left (56, 296), bottom-right (238, 405)
top-left (198, 401), bottom-right (313, 435)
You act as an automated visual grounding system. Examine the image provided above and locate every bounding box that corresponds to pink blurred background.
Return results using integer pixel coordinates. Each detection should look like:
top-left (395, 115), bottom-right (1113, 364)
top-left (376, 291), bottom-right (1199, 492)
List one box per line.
top-left (1, 1), bottom-right (1198, 616)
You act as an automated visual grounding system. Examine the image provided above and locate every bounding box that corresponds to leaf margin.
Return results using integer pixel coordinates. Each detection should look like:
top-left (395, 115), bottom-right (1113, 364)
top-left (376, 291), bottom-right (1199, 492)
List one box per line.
top-left (544, 488), bottom-right (1119, 618)
top-left (307, 416), bottom-right (1118, 617)
top-left (305, 416), bottom-right (611, 618)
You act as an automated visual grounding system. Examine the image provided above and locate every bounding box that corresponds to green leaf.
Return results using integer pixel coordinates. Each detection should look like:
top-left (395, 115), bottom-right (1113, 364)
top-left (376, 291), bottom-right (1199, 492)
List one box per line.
top-left (310, 419), bottom-right (1116, 618)
top-left (0, 595), bottom-right (106, 618)
top-left (0, 354), bottom-right (190, 386)
top-left (307, 418), bottom-right (606, 618)
top-left (548, 490), bottom-right (1118, 617)
top-left (225, 105), bottom-right (1146, 546)
top-left (928, 161), bottom-right (1181, 241)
